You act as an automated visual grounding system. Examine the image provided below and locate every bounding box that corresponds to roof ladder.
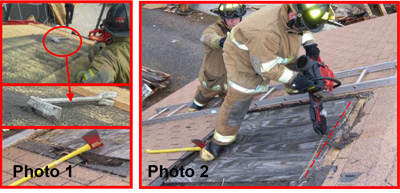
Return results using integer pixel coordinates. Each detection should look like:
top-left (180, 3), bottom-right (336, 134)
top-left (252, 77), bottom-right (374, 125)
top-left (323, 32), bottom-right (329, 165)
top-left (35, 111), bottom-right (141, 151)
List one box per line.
top-left (144, 61), bottom-right (397, 125)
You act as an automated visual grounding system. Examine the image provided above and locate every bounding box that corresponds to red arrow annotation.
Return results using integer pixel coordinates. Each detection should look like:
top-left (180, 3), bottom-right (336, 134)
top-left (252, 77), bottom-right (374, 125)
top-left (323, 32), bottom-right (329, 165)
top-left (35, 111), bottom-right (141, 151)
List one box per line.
top-left (41, 26), bottom-right (82, 102)
top-left (65, 56), bottom-right (74, 101)
top-left (303, 101), bottom-right (352, 178)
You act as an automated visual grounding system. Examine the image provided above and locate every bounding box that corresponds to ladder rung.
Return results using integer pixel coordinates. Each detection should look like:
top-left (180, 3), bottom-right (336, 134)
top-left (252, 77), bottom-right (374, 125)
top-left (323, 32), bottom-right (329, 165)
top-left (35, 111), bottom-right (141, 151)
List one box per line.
top-left (166, 104), bottom-right (186, 117)
top-left (148, 108), bottom-right (168, 120)
top-left (211, 98), bottom-right (223, 108)
top-left (259, 87), bottom-right (276, 101)
top-left (355, 69), bottom-right (367, 84)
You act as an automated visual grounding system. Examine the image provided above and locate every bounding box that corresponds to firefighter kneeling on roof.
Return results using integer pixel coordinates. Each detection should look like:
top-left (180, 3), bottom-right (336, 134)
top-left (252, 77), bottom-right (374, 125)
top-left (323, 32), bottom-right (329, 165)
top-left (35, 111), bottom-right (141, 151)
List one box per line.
top-left (76, 3), bottom-right (130, 83)
top-left (189, 4), bottom-right (247, 112)
top-left (201, 4), bottom-right (335, 161)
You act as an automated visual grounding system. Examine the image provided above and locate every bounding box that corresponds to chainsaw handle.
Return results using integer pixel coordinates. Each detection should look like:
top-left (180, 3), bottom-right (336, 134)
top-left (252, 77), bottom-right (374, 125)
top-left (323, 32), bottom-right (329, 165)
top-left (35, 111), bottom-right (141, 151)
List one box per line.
top-left (312, 77), bottom-right (341, 88)
top-left (88, 29), bottom-right (110, 42)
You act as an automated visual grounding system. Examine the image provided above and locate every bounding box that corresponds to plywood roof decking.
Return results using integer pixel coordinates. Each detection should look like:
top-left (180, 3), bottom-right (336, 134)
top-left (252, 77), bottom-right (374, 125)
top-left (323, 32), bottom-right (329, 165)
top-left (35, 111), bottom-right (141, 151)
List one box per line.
top-left (163, 98), bottom-right (355, 186)
top-left (32, 129), bottom-right (130, 160)
top-left (2, 147), bottom-right (130, 186)
top-left (5, 129), bottom-right (131, 178)
top-left (2, 86), bottom-right (130, 126)
top-left (141, 13), bottom-right (397, 186)
top-left (142, 114), bottom-right (217, 185)
top-left (323, 85), bottom-right (397, 186)
top-left (3, 24), bottom-right (95, 83)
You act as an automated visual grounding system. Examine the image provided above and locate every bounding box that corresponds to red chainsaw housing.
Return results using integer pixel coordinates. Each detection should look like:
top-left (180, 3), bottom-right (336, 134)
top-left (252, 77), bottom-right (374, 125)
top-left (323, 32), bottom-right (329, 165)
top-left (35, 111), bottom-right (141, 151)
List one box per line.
top-left (316, 57), bottom-right (335, 93)
top-left (319, 64), bottom-right (335, 92)
top-left (88, 29), bottom-right (112, 43)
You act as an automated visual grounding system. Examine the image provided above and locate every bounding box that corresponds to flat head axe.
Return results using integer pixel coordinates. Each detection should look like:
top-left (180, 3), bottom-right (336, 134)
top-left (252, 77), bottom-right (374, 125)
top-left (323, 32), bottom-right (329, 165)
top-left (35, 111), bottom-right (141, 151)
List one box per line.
top-left (9, 130), bottom-right (103, 186)
top-left (50, 36), bottom-right (73, 43)
top-left (28, 96), bottom-right (62, 120)
top-left (145, 139), bottom-right (206, 154)
top-left (27, 92), bottom-right (117, 120)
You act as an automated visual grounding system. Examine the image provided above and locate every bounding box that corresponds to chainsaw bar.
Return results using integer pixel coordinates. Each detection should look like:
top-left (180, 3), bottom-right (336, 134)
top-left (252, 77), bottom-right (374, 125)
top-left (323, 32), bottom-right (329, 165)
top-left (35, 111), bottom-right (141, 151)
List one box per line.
top-left (309, 94), bottom-right (328, 135)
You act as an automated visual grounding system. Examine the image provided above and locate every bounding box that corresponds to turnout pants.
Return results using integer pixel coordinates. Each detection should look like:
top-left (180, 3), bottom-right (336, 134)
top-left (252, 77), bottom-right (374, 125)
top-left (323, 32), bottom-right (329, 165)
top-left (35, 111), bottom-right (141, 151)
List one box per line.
top-left (193, 74), bottom-right (227, 106)
top-left (212, 84), bottom-right (253, 145)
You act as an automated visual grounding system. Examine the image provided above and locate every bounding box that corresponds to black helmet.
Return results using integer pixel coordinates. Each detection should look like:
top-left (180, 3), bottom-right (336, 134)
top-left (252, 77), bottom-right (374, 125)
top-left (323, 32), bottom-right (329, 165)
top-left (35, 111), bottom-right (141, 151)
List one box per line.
top-left (290, 4), bottom-right (334, 33)
top-left (211, 4), bottom-right (246, 18)
top-left (103, 3), bottom-right (130, 37)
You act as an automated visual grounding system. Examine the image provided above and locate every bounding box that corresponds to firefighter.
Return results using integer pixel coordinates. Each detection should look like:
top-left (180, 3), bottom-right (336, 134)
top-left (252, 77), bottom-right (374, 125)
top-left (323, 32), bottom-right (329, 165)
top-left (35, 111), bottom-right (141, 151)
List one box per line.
top-left (188, 4), bottom-right (247, 112)
top-left (76, 3), bottom-right (130, 83)
top-left (200, 4), bottom-right (335, 161)
top-left (65, 3), bottom-right (74, 26)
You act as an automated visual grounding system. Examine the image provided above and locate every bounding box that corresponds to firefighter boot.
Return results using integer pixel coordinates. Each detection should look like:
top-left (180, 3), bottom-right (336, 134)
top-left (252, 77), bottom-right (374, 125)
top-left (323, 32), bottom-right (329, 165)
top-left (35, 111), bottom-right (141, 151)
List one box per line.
top-left (189, 101), bottom-right (205, 112)
top-left (200, 141), bottom-right (224, 162)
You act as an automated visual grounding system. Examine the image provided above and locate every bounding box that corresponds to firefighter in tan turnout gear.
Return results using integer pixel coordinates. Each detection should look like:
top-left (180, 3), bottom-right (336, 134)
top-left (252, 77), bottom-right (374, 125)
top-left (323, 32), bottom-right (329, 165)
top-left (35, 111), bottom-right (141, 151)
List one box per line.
top-left (76, 3), bottom-right (130, 83)
top-left (201, 4), bottom-right (335, 161)
top-left (189, 4), bottom-right (247, 112)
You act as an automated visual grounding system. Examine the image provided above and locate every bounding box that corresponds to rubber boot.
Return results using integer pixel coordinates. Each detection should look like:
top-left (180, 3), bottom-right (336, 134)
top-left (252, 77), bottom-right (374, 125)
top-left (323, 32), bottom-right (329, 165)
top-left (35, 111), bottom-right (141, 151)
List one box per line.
top-left (200, 141), bottom-right (225, 162)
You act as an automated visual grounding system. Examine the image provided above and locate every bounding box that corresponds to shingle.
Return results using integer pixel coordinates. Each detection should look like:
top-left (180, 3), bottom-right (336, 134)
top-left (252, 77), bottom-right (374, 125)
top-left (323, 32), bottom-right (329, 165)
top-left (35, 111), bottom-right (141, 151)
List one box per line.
top-left (141, 14), bottom-right (398, 186)
top-left (89, 174), bottom-right (130, 186)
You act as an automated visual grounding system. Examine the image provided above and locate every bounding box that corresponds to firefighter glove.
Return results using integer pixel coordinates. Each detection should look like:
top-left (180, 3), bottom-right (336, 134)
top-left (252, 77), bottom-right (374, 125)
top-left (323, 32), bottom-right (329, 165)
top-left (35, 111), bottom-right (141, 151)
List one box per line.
top-left (290, 73), bottom-right (314, 92)
top-left (304, 44), bottom-right (320, 61)
top-left (219, 37), bottom-right (226, 48)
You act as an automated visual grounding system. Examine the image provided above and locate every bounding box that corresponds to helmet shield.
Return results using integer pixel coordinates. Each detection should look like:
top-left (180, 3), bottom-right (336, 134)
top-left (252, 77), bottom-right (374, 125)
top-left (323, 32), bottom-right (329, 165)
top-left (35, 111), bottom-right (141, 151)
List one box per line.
top-left (217, 4), bottom-right (247, 18)
top-left (292, 4), bottom-right (334, 33)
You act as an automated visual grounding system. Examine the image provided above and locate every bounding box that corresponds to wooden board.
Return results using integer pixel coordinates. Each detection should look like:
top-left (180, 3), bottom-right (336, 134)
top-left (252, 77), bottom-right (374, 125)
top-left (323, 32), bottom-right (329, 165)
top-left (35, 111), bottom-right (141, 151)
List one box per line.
top-left (142, 66), bottom-right (170, 89)
top-left (3, 24), bottom-right (94, 46)
top-left (378, 4), bottom-right (387, 15)
top-left (27, 15), bottom-right (36, 21)
top-left (61, 86), bottom-right (130, 112)
top-left (363, 4), bottom-right (374, 17)
top-left (49, 3), bottom-right (66, 26)
top-left (164, 98), bottom-right (355, 186)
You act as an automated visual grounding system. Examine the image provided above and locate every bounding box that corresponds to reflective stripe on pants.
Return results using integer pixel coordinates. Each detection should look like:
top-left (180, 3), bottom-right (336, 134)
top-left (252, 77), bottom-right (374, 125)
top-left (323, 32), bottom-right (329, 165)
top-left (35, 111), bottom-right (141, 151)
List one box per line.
top-left (213, 84), bottom-right (254, 145)
top-left (228, 79), bottom-right (269, 94)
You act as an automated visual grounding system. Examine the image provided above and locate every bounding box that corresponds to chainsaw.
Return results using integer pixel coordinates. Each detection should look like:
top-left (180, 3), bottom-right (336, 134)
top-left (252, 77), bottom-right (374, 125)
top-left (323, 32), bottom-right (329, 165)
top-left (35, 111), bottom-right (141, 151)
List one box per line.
top-left (295, 55), bottom-right (341, 135)
top-left (88, 28), bottom-right (113, 44)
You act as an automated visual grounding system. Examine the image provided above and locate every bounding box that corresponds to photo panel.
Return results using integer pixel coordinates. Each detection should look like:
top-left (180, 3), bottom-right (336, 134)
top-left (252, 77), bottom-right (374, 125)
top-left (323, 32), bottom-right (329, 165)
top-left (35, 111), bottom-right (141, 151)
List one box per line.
top-left (2, 128), bottom-right (131, 187)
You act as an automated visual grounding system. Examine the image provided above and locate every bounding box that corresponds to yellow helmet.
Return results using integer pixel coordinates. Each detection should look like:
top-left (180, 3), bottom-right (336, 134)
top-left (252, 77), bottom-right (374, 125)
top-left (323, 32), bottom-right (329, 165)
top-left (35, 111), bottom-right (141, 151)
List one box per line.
top-left (289, 4), bottom-right (335, 32)
top-left (210, 4), bottom-right (247, 18)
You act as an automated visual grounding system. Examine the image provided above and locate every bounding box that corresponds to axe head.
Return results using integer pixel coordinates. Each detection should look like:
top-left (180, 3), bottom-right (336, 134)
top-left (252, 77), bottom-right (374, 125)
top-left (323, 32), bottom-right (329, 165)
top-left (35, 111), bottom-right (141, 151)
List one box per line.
top-left (191, 139), bottom-right (206, 148)
top-left (50, 37), bottom-right (60, 43)
top-left (82, 130), bottom-right (103, 149)
top-left (27, 96), bottom-right (62, 120)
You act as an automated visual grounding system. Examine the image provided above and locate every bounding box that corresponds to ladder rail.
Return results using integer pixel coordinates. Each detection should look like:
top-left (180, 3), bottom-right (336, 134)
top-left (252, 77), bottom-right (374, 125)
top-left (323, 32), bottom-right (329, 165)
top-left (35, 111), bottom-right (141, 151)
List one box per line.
top-left (144, 61), bottom-right (397, 124)
top-left (153, 61), bottom-right (397, 113)
top-left (143, 74), bottom-right (397, 125)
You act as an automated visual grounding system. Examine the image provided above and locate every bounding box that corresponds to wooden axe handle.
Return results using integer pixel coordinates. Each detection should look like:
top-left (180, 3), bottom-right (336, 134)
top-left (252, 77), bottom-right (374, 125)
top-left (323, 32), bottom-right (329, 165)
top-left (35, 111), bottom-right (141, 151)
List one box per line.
top-left (9, 144), bottom-right (92, 186)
